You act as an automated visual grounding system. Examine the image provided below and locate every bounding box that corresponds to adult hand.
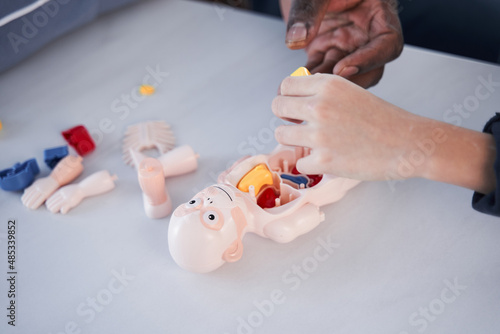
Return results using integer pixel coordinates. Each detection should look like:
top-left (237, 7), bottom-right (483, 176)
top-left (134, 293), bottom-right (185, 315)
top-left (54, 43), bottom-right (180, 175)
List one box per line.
top-left (281, 0), bottom-right (404, 88)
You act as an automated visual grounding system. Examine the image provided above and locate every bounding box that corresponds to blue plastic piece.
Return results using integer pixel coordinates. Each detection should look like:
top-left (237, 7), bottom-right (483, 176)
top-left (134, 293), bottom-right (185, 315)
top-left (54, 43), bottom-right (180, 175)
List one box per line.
top-left (44, 145), bottom-right (69, 169)
top-left (281, 174), bottom-right (309, 188)
top-left (0, 159), bottom-right (40, 191)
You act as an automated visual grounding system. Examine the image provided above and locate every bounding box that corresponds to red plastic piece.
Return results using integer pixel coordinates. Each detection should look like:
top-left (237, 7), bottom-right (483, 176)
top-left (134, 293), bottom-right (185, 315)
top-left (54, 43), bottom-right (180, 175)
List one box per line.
top-left (62, 125), bottom-right (95, 156)
top-left (256, 186), bottom-right (278, 209)
top-left (290, 166), bottom-right (322, 187)
top-left (307, 174), bottom-right (323, 187)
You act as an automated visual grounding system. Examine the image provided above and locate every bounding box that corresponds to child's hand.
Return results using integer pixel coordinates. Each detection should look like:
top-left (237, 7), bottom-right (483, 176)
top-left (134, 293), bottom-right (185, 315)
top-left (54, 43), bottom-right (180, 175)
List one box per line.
top-left (272, 73), bottom-right (496, 194)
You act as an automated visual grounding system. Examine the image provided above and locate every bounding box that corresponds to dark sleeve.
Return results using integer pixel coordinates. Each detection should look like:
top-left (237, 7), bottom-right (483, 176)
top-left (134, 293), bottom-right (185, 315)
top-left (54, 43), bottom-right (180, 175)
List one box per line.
top-left (471, 113), bottom-right (500, 217)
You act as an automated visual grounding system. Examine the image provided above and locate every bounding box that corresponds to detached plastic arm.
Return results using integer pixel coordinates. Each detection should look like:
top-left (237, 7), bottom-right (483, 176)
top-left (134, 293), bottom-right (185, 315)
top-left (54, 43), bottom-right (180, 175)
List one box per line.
top-left (21, 155), bottom-right (84, 209)
top-left (158, 145), bottom-right (198, 178)
top-left (129, 144), bottom-right (199, 178)
top-left (46, 170), bottom-right (117, 214)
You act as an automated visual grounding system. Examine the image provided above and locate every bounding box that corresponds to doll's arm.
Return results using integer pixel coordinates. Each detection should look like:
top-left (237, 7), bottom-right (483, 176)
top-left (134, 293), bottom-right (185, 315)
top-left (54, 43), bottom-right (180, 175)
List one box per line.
top-left (46, 170), bottom-right (117, 214)
top-left (22, 155), bottom-right (83, 209)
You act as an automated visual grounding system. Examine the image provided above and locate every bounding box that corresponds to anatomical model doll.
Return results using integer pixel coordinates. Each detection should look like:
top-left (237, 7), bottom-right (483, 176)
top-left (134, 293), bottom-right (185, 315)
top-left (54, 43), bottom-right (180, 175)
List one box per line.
top-left (168, 145), bottom-right (360, 273)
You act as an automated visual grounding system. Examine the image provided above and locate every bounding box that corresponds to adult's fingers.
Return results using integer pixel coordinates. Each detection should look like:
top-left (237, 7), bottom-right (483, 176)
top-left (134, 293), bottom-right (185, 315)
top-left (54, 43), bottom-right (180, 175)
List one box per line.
top-left (305, 51), bottom-right (325, 72)
top-left (305, 21), bottom-right (368, 60)
top-left (308, 48), bottom-right (346, 74)
top-left (333, 9), bottom-right (403, 77)
top-left (333, 33), bottom-right (402, 78)
top-left (285, 0), bottom-right (330, 49)
top-left (347, 66), bottom-right (384, 88)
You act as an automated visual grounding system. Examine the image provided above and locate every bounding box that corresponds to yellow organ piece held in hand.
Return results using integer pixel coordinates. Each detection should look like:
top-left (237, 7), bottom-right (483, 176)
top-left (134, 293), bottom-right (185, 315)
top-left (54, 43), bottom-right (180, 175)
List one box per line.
top-left (290, 67), bottom-right (311, 77)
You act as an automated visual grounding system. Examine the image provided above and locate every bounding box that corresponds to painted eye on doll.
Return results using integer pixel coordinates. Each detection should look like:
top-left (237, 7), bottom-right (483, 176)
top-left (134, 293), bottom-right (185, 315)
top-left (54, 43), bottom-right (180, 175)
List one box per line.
top-left (186, 198), bottom-right (201, 208)
top-left (203, 211), bottom-right (219, 225)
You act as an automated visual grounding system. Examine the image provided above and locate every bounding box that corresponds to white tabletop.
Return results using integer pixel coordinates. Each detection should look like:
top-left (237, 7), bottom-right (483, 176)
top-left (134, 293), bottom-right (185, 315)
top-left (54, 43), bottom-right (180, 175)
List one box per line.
top-left (1, 1), bottom-right (500, 333)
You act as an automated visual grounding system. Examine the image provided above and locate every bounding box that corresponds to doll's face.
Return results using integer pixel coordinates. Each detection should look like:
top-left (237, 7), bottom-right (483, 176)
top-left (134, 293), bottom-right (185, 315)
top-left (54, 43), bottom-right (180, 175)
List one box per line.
top-left (172, 185), bottom-right (234, 230)
top-left (168, 185), bottom-right (245, 273)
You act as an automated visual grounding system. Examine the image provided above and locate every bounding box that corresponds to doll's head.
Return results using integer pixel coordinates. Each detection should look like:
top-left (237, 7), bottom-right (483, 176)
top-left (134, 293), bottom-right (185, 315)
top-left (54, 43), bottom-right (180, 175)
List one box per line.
top-left (168, 184), bottom-right (247, 273)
